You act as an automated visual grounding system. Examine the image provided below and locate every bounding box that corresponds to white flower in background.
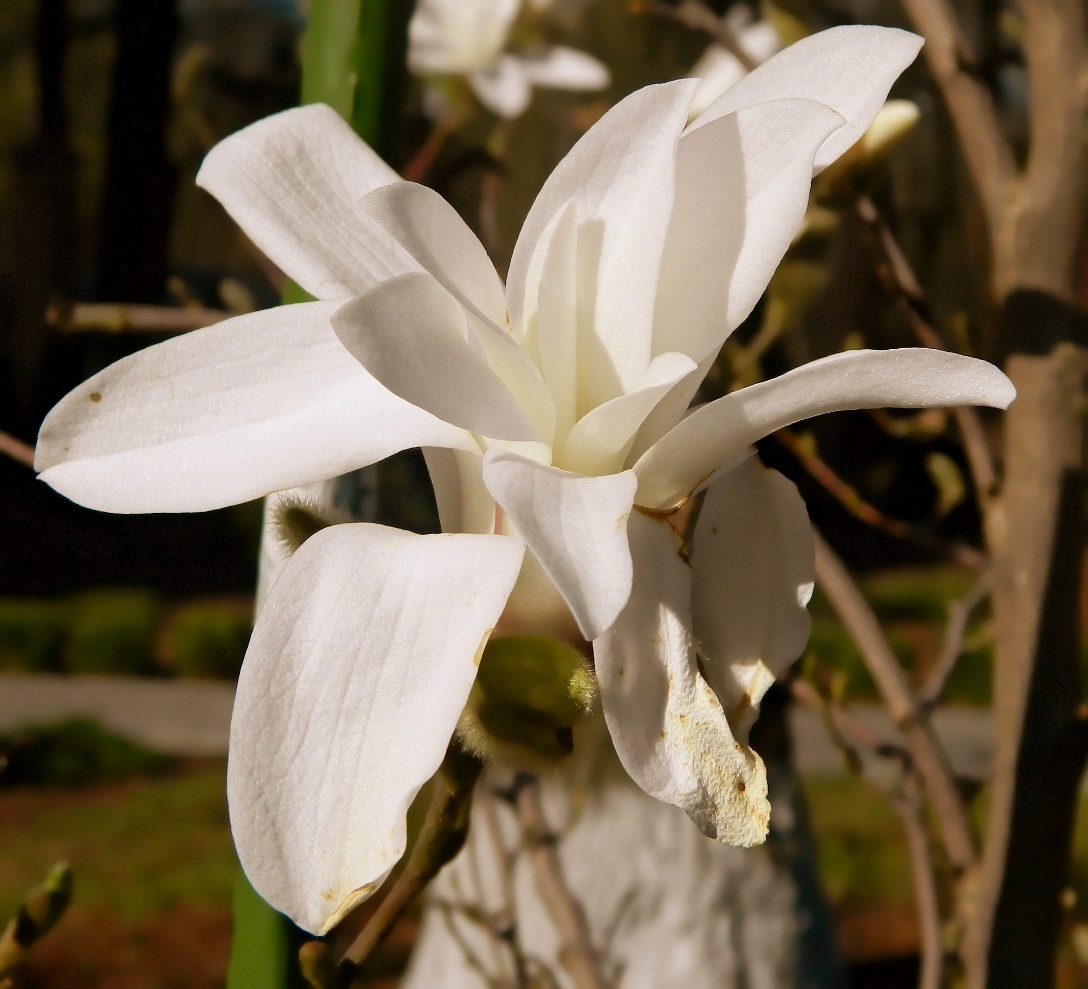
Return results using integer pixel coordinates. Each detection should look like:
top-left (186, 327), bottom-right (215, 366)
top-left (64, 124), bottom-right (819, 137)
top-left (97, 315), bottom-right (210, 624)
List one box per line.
top-left (407, 0), bottom-right (610, 119)
top-left (688, 13), bottom-right (782, 118)
top-left (35, 26), bottom-right (1013, 936)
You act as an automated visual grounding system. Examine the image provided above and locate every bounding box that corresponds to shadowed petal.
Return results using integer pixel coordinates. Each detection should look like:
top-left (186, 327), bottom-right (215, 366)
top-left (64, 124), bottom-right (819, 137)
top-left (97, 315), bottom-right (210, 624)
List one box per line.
top-left (508, 80), bottom-right (699, 406)
top-left (332, 273), bottom-right (540, 443)
top-left (691, 457), bottom-right (814, 737)
top-left (594, 511), bottom-right (771, 844)
top-left (483, 449), bottom-right (637, 640)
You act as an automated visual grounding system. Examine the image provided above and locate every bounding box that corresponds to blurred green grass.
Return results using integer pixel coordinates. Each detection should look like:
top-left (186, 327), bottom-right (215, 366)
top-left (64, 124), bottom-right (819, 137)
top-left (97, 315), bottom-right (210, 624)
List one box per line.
top-left (0, 592), bottom-right (252, 679)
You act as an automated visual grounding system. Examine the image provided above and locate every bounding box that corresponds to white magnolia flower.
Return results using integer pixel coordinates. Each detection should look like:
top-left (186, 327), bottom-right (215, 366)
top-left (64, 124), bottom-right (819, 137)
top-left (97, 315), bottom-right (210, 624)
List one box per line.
top-left (35, 27), bottom-right (1013, 936)
top-left (407, 0), bottom-right (610, 119)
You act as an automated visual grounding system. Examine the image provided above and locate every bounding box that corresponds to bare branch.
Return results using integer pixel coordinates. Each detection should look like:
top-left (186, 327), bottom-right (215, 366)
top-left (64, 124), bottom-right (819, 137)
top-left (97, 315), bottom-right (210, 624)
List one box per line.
top-left (855, 194), bottom-right (1000, 505)
top-left (0, 430), bottom-right (34, 468)
top-left (813, 530), bottom-right (978, 871)
top-left (775, 427), bottom-right (986, 568)
top-left (919, 570), bottom-right (992, 708)
top-left (895, 0), bottom-right (1015, 236)
top-left (791, 680), bottom-right (943, 988)
top-left (635, 0), bottom-right (758, 69)
top-left (340, 745), bottom-right (482, 970)
top-left (514, 775), bottom-right (608, 989)
top-left (889, 774), bottom-right (944, 989)
top-left (46, 301), bottom-right (231, 335)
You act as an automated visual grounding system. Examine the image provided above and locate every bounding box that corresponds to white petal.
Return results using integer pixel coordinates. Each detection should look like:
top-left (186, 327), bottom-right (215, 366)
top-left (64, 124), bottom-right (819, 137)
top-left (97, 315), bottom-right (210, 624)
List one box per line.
top-left (518, 46), bottom-right (611, 91)
top-left (358, 183), bottom-right (554, 440)
top-left (423, 447), bottom-right (495, 535)
top-left (469, 56), bottom-right (533, 119)
top-left (196, 105), bottom-right (418, 299)
top-left (652, 98), bottom-right (844, 365)
top-left (359, 181), bottom-right (508, 329)
top-left (408, 0), bottom-right (519, 74)
top-left (36, 302), bottom-right (475, 513)
top-left (482, 450), bottom-right (637, 640)
top-left (508, 80), bottom-right (699, 406)
top-left (332, 273), bottom-right (540, 443)
top-left (593, 511), bottom-right (770, 844)
top-left (690, 25), bottom-right (923, 173)
top-left (229, 523), bottom-right (525, 935)
top-left (691, 458), bottom-right (813, 737)
top-left (634, 349), bottom-right (1017, 509)
top-left (558, 352), bottom-right (697, 475)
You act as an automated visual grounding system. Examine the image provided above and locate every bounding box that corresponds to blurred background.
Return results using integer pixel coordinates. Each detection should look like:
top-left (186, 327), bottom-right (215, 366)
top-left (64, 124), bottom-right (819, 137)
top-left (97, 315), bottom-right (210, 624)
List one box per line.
top-left (0, 0), bottom-right (1083, 986)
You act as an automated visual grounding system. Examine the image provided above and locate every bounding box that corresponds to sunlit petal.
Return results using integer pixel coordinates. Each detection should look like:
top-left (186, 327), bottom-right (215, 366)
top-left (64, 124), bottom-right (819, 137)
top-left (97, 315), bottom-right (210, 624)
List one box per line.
top-left (197, 104), bottom-right (417, 299)
top-left (634, 349), bottom-right (1016, 509)
top-left (229, 523), bottom-right (524, 935)
top-left (36, 302), bottom-right (474, 513)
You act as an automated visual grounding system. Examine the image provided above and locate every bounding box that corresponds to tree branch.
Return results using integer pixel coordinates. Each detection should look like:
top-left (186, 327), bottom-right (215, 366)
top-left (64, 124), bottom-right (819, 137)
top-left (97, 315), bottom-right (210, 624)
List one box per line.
top-left (46, 301), bottom-right (231, 334)
top-left (813, 530), bottom-right (978, 871)
top-left (0, 430), bottom-right (34, 468)
top-left (895, 0), bottom-right (1015, 239)
top-left (919, 570), bottom-right (992, 708)
top-left (514, 775), bottom-right (607, 989)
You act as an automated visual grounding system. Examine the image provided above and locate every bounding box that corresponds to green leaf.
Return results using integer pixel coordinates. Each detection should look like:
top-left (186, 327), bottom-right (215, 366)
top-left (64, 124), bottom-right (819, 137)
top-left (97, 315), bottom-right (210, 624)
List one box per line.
top-left (227, 870), bottom-right (303, 989)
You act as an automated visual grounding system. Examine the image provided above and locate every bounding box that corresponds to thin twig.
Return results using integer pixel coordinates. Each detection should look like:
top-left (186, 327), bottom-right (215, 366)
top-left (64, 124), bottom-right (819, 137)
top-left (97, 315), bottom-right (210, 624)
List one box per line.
top-left (775, 427), bottom-right (987, 569)
top-left (0, 430), bottom-right (34, 468)
top-left (340, 745), bottom-right (482, 970)
top-left (919, 570), bottom-right (992, 708)
top-left (855, 194), bottom-right (999, 505)
top-left (791, 680), bottom-right (943, 988)
top-left (514, 775), bottom-right (607, 989)
top-left (889, 774), bottom-right (944, 989)
top-left (813, 530), bottom-right (978, 871)
top-left (46, 301), bottom-right (230, 335)
top-left (634, 0), bottom-right (757, 69)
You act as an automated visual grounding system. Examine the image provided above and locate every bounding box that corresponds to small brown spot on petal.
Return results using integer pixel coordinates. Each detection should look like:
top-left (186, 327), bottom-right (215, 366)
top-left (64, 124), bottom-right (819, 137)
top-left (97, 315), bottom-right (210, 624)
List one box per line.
top-left (737, 780), bottom-right (746, 793)
top-left (89, 392), bottom-right (102, 403)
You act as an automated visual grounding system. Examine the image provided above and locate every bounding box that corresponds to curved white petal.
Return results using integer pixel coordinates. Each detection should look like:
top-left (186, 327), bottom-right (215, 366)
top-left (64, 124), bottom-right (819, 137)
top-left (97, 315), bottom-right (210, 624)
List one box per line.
top-left (359, 181), bottom-right (508, 329)
top-left (229, 523), bottom-right (525, 935)
top-left (593, 511), bottom-right (770, 844)
top-left (332, 273), bottom-right (540, 443)
top-left (652, 98), bottom-right (844, 365)
top-left (690, 25), bottom-right (923, 174)
top-left (559, 352), bottom-right (697, 475)
top-left (36, 302), bottom-right (474, 513)
top-left (691, 458), bottom-right (814, 737)
top-left (424, 447), bottom-right (495, 535)
top-left (634, 349), bottom-right (1017, 509)
top-left (408, 0), bottom-right (519, 74)
top-left (469, 56), bottom-right (533, 119)
top-left (519, 46), bottom-right (611, 91)
top-left (508, 80), bottom-right (699, 406)
top-left (196, 104), bottom-right (417, 299)
top-left (482, 450), bottom-right (637, 640)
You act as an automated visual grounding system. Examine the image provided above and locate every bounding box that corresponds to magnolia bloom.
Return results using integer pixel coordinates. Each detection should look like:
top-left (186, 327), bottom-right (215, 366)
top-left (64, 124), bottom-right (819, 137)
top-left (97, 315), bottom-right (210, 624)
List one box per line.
top-left (408, 0), bottom-right (610, 119)
top-left (36, 27), bottom-right (1013, 936)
